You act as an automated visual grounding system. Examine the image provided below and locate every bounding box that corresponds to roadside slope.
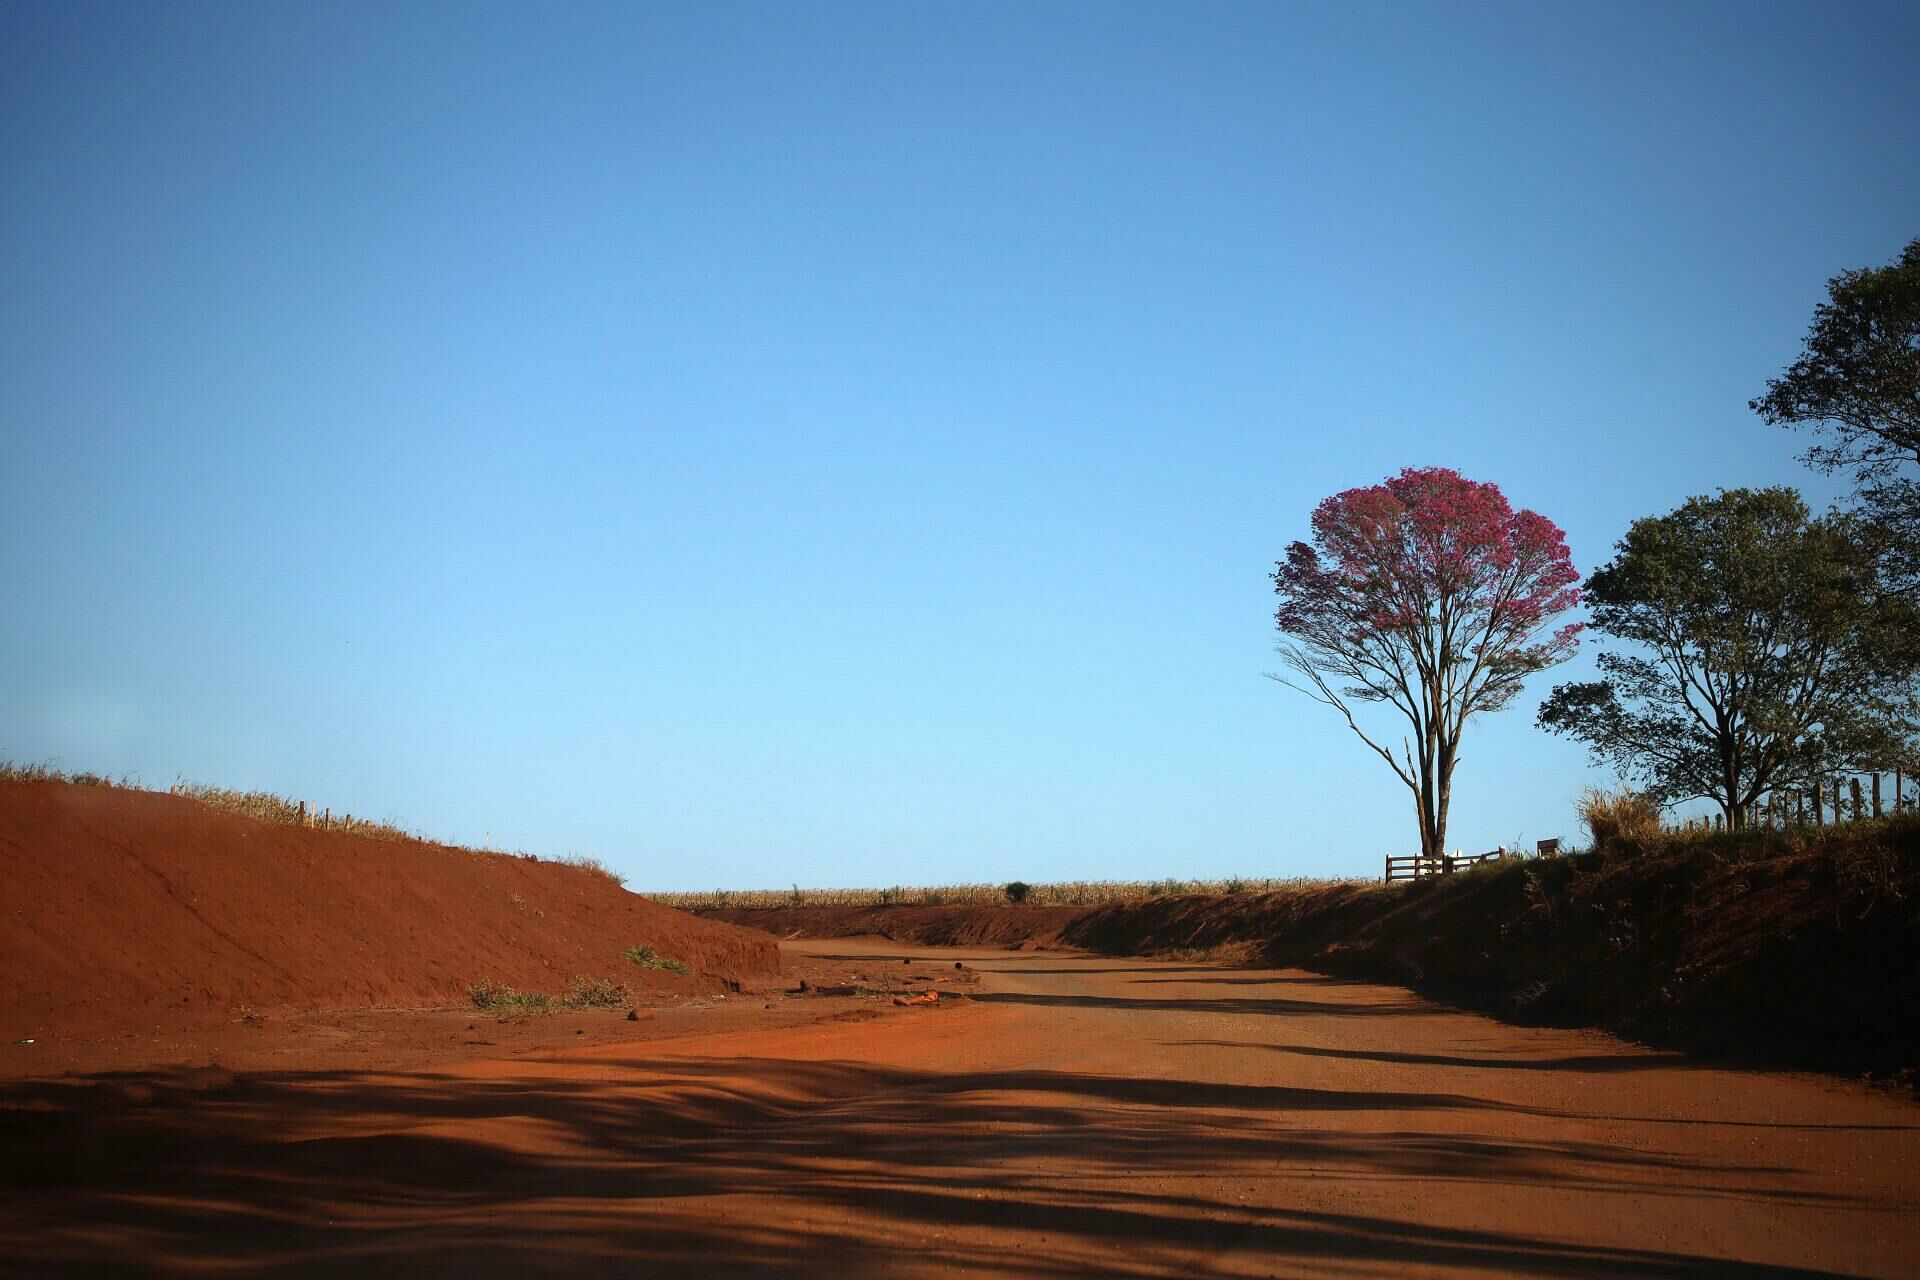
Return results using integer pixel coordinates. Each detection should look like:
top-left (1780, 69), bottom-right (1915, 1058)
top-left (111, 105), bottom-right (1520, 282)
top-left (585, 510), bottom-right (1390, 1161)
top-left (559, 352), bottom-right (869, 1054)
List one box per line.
top-left (702, 819), bottom-right (1920, 1078)
top-left (0, 779), bottom-right (778, 1038)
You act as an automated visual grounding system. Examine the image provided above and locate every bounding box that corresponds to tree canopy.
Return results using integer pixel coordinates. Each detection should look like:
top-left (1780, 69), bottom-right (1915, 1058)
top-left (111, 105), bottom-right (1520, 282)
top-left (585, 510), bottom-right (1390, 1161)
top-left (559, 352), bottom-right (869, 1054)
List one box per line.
top-left (1537, 487), bottom-right (1918, 827)
top-left (1753, 235), bottom-right (1920, 485)
top-left (1754, 235), bottom-right (1920, 588)
top-left (1273, 466), bottom-right (1580, 860)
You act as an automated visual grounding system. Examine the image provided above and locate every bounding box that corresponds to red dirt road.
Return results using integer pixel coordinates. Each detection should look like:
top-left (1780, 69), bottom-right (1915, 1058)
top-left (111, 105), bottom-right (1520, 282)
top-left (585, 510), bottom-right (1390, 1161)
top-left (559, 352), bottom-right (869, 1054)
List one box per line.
top-left (5, 939), bottom-right (1918, 1278)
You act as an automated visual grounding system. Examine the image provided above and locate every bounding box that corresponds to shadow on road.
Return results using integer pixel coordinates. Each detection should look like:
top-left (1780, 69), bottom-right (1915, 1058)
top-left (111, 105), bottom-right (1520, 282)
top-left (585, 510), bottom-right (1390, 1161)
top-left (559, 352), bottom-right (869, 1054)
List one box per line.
top-left (0, 1049), bottom-right (1899, 1278)
top-left (970, 990), bottom-right (1424, 1018)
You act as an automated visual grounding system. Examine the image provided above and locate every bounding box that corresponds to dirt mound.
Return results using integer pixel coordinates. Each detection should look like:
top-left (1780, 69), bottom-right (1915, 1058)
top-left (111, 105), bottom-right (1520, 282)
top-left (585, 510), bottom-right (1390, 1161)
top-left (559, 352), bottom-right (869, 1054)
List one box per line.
top-left (702, 903), bottom-right (1089, 948)
top-left (702, 819), bottom-right (1920, 1078)
top-left (0, 780), bottom-right (779, 1039)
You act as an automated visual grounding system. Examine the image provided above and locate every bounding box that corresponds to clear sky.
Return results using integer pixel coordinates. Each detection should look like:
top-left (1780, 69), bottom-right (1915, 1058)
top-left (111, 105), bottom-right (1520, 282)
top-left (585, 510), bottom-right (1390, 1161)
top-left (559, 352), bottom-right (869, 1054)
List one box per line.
top-left (3, 3), bottom-right (1915, 889)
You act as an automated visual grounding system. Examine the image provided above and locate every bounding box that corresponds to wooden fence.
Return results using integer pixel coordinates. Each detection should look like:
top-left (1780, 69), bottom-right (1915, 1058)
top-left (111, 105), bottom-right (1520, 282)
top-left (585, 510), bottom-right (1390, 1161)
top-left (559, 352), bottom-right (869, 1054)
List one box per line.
top-left (1387, 769), bottom-right (1917, 880)
top-left (1385, 838), bottom-right (1560, 884)
top-left (1670, 769), bottom-right (1917, 832)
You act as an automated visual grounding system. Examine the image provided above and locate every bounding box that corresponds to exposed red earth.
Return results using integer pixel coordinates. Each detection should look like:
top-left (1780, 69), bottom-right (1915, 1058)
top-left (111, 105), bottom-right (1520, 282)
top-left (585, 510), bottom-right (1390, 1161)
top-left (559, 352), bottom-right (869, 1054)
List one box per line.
top-left (4, 782), bottom-right (1917, 1276)
top-left (706, 902), bottom-right (1093, 948)
top-left (4, 939), bottom-right (1918, 1277)
top-left (702, 825), bottom-right (1920, 1080)
top-left (0, 779), bottom-right (778, 1044)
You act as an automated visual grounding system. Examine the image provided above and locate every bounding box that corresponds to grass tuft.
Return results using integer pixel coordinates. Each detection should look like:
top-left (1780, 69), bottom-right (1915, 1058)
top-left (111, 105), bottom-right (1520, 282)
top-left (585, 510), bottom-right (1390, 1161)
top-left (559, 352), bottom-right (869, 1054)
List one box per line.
top-left (467, 978), bottom-right (554, 1015)
top-left (625, 945), bottom-right (693, 975)
top-left (468, 975), bottom-right (632, 1014)
top-left (1578, 786), bottom-right (1665, 851)
top-left (556, 854), bottom-right (627, 888)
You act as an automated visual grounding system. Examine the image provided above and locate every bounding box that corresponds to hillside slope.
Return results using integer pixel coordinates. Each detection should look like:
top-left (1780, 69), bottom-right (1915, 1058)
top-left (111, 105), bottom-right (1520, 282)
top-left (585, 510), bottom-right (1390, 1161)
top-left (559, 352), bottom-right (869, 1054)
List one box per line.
top-left (705, 819), bottom-right (1920, 1078)
top-left (0, 780), bottom-right (778, 1038)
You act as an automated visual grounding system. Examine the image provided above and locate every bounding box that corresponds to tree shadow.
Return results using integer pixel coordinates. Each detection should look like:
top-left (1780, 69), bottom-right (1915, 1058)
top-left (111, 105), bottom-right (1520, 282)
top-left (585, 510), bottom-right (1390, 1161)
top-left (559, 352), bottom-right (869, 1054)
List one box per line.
top-left (970, 990), bottom-right (1424, 1017)
top-left (1172, 1039), bottom-right (1689, 1073)
top-left (0, 1053), bottom-right (1899, 1277)
top-left (1130, 974), bottom-right (1377, 987)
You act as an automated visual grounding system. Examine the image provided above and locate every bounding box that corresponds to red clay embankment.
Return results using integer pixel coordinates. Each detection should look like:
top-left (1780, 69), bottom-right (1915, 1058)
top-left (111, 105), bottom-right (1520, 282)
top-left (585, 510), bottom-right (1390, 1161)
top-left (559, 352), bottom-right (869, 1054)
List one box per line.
top-left (704, 902), bottom-right (1090, 948)
top-left (705, 819), bottom-right (1920, 1079)
top-left (0, 780), bottom-right (778, 1039)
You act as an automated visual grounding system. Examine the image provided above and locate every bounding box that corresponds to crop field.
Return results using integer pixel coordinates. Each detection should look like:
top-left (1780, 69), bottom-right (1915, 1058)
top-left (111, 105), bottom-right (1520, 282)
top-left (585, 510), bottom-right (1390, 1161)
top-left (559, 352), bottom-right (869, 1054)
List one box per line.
top-left (646, 876), bottom-right (1361, 910)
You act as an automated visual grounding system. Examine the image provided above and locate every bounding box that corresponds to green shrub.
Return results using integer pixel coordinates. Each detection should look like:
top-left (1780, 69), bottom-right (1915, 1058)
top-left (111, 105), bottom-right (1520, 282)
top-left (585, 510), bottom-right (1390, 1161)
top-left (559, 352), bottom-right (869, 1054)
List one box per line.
top-left (560, 975), bottom-right (630, 1008)
top-left (1004, 881), bottom-right (1032, 904)
top-left (624, 945), bottom-right (692, 975)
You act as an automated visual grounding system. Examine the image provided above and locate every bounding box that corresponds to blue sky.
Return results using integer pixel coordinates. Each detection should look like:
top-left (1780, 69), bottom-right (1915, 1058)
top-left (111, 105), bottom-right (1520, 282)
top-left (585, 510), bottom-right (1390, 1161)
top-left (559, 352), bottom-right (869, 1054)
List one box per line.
top-left (2, 2), bottom-right (1915, 889)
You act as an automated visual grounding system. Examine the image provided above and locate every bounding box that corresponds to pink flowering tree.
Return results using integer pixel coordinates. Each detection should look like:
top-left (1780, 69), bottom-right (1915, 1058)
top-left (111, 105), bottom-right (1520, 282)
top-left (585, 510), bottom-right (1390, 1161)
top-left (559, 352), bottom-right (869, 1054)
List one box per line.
top-left (1272, 467), bottom-right (1581, 863)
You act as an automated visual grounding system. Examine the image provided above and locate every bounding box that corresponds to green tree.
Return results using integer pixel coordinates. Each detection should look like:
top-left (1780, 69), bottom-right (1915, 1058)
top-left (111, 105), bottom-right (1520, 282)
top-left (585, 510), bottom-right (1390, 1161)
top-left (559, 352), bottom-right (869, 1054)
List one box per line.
top-left (1538, 488), bottom-right (1918, 829)
top-left (1753, 236), bottom-right (1920, 584)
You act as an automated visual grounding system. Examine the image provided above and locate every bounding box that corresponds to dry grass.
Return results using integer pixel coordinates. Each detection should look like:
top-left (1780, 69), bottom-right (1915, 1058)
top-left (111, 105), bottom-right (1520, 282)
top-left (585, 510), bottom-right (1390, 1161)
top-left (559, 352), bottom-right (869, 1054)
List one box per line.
top-left (0, 759), bottom-right (627, 886)
top-left (467, 975), bottom-right (633, 1014)
top-left (1577, 786), bottom-right (1666, 850)
top-left (650, 876), bottom-right (1360, 910)
top-left (168, 780), bottom-right (420, 843)
top-left (554, 853), bottom-right (627, 888)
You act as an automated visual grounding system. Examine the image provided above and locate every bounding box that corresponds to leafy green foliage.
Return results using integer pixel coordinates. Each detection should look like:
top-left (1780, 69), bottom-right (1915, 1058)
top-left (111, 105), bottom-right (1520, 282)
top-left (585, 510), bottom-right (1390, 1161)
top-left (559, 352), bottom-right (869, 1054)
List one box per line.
top-left (1753, 235), bottom-right (1920, 487)
top-left (1539, 488), bottom-right (1919, 827)
top-left (1755, 236), bottom-right (1920, 592)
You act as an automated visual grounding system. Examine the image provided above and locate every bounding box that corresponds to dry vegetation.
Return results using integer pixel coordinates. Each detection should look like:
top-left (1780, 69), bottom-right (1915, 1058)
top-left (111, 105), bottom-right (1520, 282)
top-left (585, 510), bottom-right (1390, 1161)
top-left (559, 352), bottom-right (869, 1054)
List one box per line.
top-left (467, 975), bottom-right (632, 1015)
top-left (649, 876), bottom-right (1360, 910)
top-left (0, 760), bottom-right (628, 887)
top-left (1577, 786), bottom-right (1666, 849)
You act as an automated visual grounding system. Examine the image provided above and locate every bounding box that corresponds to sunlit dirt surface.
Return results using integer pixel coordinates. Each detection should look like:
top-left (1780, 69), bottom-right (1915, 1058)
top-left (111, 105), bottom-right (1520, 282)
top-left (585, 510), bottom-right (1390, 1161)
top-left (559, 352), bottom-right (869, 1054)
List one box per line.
top-left (4, 940), bottom-right (1917, 1278)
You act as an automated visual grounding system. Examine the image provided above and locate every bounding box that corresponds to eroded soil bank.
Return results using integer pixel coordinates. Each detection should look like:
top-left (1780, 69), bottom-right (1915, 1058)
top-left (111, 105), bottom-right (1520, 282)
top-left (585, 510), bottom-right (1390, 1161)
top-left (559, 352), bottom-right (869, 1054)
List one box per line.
top-left (705, 820), bottom-right (1920, 1080)
top-left (0, 779), bottom-right (779, 1044)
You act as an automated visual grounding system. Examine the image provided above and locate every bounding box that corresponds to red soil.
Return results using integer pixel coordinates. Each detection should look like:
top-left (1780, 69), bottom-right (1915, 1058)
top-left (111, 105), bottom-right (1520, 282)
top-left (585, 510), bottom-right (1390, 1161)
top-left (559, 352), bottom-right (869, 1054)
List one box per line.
top-left (702, 820), bottom-right (1920, 1079)
top-left (704, 902), bottom-right (1089, 948)
top-left (0, 780), bottom-right (778, 1042)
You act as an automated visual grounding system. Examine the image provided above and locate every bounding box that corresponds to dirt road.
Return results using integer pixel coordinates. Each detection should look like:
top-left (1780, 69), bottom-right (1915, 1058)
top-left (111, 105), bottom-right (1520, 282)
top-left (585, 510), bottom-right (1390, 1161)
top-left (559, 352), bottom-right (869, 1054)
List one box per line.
top-left (5, 940), bottom-right (1917, 1278)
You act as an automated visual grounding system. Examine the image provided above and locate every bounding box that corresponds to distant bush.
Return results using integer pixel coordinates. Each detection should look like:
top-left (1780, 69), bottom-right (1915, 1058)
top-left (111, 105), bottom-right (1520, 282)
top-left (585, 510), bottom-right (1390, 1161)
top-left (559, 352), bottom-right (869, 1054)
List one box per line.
top-left (625, 945), bottom-right (692, 975)
top-left (1003, 881), bottom-right (1032, 904)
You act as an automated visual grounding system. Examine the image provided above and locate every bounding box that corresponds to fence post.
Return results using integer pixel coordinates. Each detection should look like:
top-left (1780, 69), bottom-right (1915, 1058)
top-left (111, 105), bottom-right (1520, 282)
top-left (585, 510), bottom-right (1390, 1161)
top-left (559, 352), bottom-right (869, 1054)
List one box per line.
top-left (1873, 773), bottom-right (1883, 819)
top-left (1384, 854), bottom-right (1390, 883)
top-left (1849, 778), bottom-right (1863, 823)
